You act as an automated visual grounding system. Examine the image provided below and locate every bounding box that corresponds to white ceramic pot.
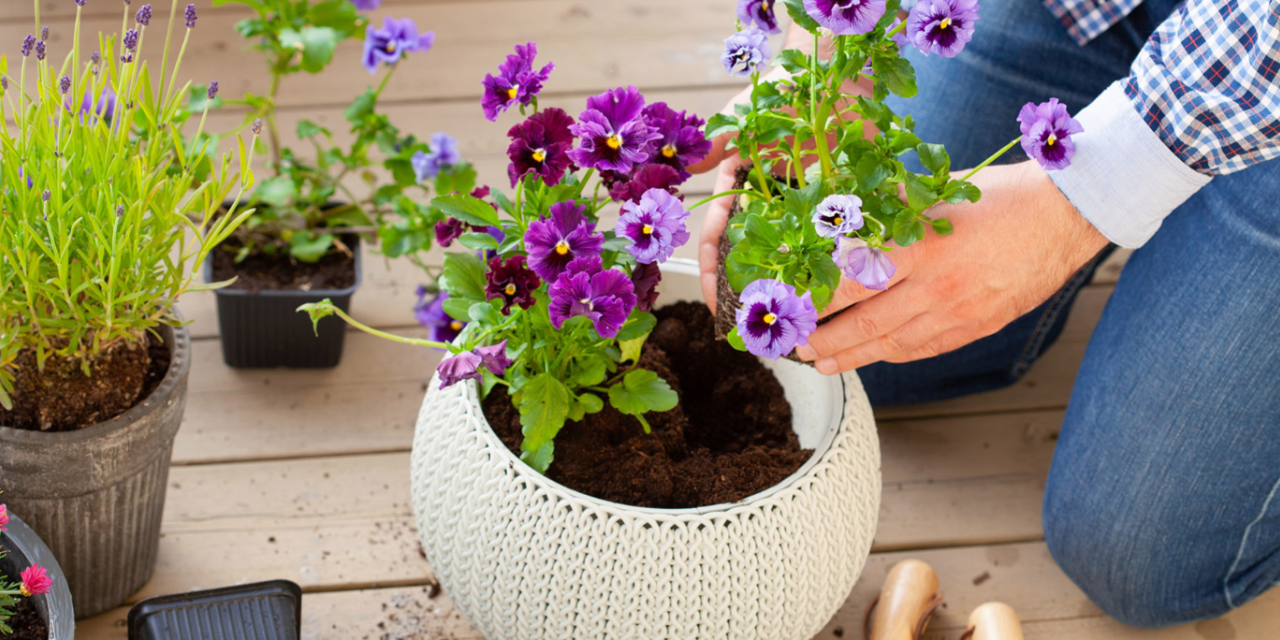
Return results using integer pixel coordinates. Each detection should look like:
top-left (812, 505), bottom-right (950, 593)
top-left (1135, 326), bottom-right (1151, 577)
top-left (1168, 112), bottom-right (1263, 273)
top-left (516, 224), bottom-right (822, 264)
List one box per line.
top-left (410, 259), bottom-right (881, 640)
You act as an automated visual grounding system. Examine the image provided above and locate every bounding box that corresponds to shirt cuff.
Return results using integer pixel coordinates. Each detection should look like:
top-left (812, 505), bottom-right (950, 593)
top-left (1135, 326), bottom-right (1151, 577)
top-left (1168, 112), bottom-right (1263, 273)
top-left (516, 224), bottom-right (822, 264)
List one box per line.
top-left (1048, 82), bottom-right (1211, 249)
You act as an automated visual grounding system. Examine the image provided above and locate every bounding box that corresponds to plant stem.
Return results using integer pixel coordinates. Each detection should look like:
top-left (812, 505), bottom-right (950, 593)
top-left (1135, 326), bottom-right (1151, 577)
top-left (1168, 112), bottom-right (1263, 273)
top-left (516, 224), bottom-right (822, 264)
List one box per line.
top-left (962, 135), bottom-right (1021, 181)
top-left (748, 72), bottom-right (772, 202)
top-left (811, 32), bottom-right (834, 184)
top-left (689, 189), bottom-right (757, 210)
top-left (156, 0), bottom-right (180, 101)
top-left (315, 304), bottom-right (452, 350)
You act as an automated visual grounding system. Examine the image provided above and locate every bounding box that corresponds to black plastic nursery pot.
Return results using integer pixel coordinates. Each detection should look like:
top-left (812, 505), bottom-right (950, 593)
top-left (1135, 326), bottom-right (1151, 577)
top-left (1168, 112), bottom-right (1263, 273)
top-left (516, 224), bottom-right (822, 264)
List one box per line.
top-left (205, 235), bottom-right (363, 369)
top-left (127, 580), bottom-right (302, 640)
top-left (0, 321), bottom-right (191, 620)
top-left (0, 510), bottom-right (75, 639)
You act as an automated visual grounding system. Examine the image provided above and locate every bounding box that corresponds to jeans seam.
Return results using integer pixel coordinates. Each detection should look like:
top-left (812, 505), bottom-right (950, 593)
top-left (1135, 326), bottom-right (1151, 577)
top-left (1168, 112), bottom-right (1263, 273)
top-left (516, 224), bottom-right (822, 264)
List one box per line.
top-left (1224, 473), bottom-right (1280, 609)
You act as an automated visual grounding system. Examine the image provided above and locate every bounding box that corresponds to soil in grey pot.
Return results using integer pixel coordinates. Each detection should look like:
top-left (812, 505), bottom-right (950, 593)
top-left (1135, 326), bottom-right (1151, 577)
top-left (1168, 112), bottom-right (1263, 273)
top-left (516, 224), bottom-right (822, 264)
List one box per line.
top-left (1, 510), bottom-right (75, 639)
top-left (0, 321), bottom-right (191, 619)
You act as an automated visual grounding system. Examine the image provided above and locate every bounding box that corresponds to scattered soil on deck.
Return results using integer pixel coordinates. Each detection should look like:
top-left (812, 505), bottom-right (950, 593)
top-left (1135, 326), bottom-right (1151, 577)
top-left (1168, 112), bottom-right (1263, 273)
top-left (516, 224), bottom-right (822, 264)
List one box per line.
top-left (484, 301), bottom-right (812, 509)
top-left (212, 241), bottom-right (357, 293)
top-left (1, 568), bottom-right (50, 640)
top-left (0, 333), bottom-right (170, 432)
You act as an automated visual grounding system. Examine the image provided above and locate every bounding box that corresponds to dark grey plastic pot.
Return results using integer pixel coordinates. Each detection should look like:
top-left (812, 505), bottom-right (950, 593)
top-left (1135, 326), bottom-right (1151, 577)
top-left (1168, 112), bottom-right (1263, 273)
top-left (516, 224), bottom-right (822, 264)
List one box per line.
top-left (0, 510), bottom-right (75, 639)
top-left (0, 320), bottom-right (190, 619)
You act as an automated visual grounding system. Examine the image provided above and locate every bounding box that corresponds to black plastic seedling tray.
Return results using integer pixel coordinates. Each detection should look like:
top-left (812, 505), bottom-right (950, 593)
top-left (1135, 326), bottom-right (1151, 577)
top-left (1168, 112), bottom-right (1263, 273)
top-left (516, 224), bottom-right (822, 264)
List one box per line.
top-left (127, 580), bottom-right (302, 640)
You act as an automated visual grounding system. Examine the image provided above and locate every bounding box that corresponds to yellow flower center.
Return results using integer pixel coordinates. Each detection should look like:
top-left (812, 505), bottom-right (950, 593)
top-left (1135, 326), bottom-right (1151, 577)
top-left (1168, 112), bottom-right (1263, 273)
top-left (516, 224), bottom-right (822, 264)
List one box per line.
top-left (1047, 134), bottom-right (1057, 146)
top-left (532, 148), bottom-right (547, 163)
top-left (606, 134), bottom-right (623, 150)
top-left (761, 1), bottom-right (769, 9)
top-left (506, 86), bottom-right (519, 100)
top-left (19, 585), bottom-right (32, 597)
top-left (833, 216), bottom-right (843, 225)
top-left (449, 321), bottom-right (463, 331)
top-left (661, 144), bottom-right (677, 158)
top-left (642, 224), bottom-right (654, 235)
top-left (940, 17), bottom-right (951, 29)
top-left (504, 283), bottom-right (517, 296)
top-left (763, 313), bottom-right (777, 325)
top-left (555, 240), bottom-right (570, 255)
top-left (385, 41), bottom-right (396, 53)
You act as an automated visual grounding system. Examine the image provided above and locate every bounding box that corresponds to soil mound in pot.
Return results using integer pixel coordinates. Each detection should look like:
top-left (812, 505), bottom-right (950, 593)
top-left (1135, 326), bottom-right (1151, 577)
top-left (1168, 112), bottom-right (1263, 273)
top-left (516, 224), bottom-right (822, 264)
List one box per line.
top-left (212, 242), bottom-right (357, 292)
top-left (484, 302), bottom-right (813, 509)
top-left (0, 333), bottom-right (170, 432)
top-left (1, 567), bottom-right (50, 640)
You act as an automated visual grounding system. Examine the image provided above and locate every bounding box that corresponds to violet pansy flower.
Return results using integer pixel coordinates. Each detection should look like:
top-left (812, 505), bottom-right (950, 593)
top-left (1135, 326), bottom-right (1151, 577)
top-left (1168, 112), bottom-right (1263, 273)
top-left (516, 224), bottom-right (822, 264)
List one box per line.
top-left (412, 132), bottom-right (462, 182)
top-left (434, 217), bottom-right (466, 248)
top-left (484, 254), bottom-right (541, 315)
top-left (568, 85), bottom-right (662, 174)
top-left (362, 17), bottom-right (435, 74)
top-left (804, 0), bottom-right (887, 36)
top-left (616, 189), bottom-right (691, 265)
top-left (722, 27), bottom-right (772, 77)
top-left (524, 201), bottom-right (605, 282)
top-left (481, 42), bottom-right (554, 122)
top-left (506, 107), bottom-right (575, 187)
top-left (351, 0), bottom-right (381, 9)
top-left (906, 0), bottom-right (979, 58)
top-left (1017, 98), bottom-right (1083, 171)
top-left (414, 288), bottom-right (465, 347)
top-left (812, 194), bottom-right (865, 238)
top-left (642, 102), bottom-right (712, 180)
top-left (608, 164), bottom-right (682, 204)
top-left (737, 0), bottom-right (782, 34)
top-left (630, 262), bottom-right (663, 312)
top-left (832, 236), bottom-right (896, 290)
top-left (735, 279), bottom-right (818, 360)
top-left (437, 351), bottom-right (485, 388)
top-left (475, 341), bottom-right (514, 377)
top-left (548, 257), bottom-right (638, 339)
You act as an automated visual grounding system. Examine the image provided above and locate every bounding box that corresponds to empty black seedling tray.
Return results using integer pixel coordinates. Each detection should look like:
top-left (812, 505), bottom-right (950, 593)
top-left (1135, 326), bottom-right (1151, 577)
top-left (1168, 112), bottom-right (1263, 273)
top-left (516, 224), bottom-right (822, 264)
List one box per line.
top-left (127, 580), bottom-right (302, 640)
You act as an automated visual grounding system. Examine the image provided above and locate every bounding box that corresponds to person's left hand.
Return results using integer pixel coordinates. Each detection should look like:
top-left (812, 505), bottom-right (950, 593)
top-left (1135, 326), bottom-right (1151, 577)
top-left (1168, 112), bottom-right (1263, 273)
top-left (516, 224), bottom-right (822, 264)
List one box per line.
top-left (794, 160), bottom-right (1111, 375)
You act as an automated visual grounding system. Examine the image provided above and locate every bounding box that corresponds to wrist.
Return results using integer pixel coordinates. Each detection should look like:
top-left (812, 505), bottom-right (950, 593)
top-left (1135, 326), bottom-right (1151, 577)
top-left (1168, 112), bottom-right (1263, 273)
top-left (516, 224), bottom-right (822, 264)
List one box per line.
top-left (1024, 161), bottom-right (1110, 269)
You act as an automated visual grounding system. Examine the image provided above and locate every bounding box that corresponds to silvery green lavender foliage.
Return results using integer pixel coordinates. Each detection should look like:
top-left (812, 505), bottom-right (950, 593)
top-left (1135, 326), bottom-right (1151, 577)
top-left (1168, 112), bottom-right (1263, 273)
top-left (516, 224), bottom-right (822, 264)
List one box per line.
top-left (302, 44), bottom-right (712, 474)
top-left (717, 0), bottom-right (1080, 360)
top-left (0, 0), bottom-right (257, 410)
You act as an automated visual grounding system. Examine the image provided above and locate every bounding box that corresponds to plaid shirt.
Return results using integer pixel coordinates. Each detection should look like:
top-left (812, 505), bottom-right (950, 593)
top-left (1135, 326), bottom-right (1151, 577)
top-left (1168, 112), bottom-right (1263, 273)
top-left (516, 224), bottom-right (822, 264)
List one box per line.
top-left (1045, 0), bottom-right (1280, 175)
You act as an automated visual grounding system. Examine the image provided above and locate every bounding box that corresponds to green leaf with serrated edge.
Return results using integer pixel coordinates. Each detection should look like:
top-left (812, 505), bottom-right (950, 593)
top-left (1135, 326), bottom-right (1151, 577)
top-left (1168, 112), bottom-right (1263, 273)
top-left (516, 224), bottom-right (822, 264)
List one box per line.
top-left (440, 252), bottom-right (488, 302)
top-left (432, 193), bottom-right (500, 228)
top-left (468, 301), bottom-right (502, 325)
top-left (942, 181), bottom-right (982, 204)
top-left (783, 0), bottom-right (822, 32)
top-left (705, 113), bottom-right (742, 139)
top-left (744, 213), bottom-right (782, 250)
top-left (573, 357), bottom-right (609, 386)
top-left (519, 374), bottom-right (571, 454)
top-left (931, 218), bottom-right (955, 236)
top-left (579, 393), bottom-right (604, 414)
top-left (727, 327), bottom-right (748, 352)
top-left (619, 334), bottom-right (647, 364)
top-left (615, 312), bottom-right (656, 342)
top-left (808, 252), bottom-right (842, 290)
top-left (775, 49), bottom-right (811, 75)
top-left (458, 232), bottom-right (500, 251)
top-left (520, 442), bottom-right (555, 473)
top-left (903, 175), bottom-right (938, 210)
top-left (608, 369), bottom-right (678, 419)
top-left (893, 215), bottom-right (927, 247)
top-left (871, 54), bottom-right (917, 98)
top-left (289, 232), bottom-right (334, 263)
top-left (916, 143), bottom-right (951, 177)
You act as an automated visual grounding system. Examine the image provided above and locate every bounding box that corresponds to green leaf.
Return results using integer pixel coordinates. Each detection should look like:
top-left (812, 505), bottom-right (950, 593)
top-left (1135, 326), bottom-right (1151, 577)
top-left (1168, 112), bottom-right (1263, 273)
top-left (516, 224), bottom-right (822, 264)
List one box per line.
top-left (254, 177), bottom-right (296, 207)
top-left (871, 54), bottom-right (917, 98)
top-left (289, 232), bottom-right (335, 263)
top-left (942, 181), bottom-right (982, 204)
top-left (307, 0), bottom-right (360, 35)
top-left (775, 49), bottom-right (811, 75)
top-left (468, 301), bottom-right (502, 325)
top-left (572, 357), bottom-right (609, 386)
top-left (619, 335), bottom-right (646, 364)
top-left (930, 218), bottom-right (954, 236)
top-left (916, 143), bottom-right (951, 177)
top-left (893, 212), bottom-right (927, 247)
top-left (903, 175), bottom-right (938, 211)
top-left (615, 312), bottom-right (656, 343)
top-left (726, 327), bottom-right (748, 353)
top-left (440, 252), bottom-right (488, 302)
top-left (808, 252), bottom-right (841, 289)
top-left (854, 155), bottom-right (892, 192)
top-left (520, 442), bottom-right (555, 474)
top-left (783, 0), bottom-right (822, 32)
top-left (458, 232), bottom-right (500, 251)
top-left (578, 393), bottom-right (604, 414)
top-left (435, 163), bottom-right (477, 196)
top-left (705, 113), bottom-right (742, 139)
top-left (744, 213), bottom-right (782, 250)
top-left (296, 119), bottom-right (328, 139)
top-left (519, 374), bottom-right (571, 454)
top-left (432, 194), bottom-right (500, 228)
top-left (344, 88), bottom-right (377, 125)
top-left (608, 369), bottom-right (678, 424)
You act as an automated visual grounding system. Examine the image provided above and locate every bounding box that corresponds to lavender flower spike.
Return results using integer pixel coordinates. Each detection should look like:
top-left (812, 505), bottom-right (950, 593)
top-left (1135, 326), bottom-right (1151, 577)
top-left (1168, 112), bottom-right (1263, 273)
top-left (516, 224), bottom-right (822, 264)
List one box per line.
top-left (1017, 98), bottom-right (1083, 171)
top-left (60, 76), bottom-right (71, 94)
top-left (136, 4), bottom-right (152, 26)
top-left (812, 194), bottom-right (865, 238)
top-left (21, 35), bottom-right (35, 58)
top-left (548, 257), bottom-right (638, 339)
top-left (184, 4), bottom-right (197, 29)
top-left (207, 81), bottom-right (219, 100)
top-left (737, 0), bottom-right (782, 34)
top-left (36, 40), bottom-right (46, 61)
top-left (906, 0), bottom-right (979, 58)
top-left (722, 27), bottom-right (772, 77)
top-left (832, 236), bottom-right (896, 290)
top-left (616, 189), bottom-right (691, 265)
top-left (804, 0), bottom-right (888, 36)
top-left (40, 26), bottom-right (49, 41)
top-left (736, 279), bottom-right (818, 360)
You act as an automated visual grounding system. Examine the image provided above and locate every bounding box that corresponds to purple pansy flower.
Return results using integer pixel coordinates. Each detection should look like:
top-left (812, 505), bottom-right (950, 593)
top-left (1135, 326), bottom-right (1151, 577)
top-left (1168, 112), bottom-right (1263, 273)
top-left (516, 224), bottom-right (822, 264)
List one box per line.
top-left (804, 0), bottom-right (887, 36)
top-left (548, 256), bottom-right (638, 339)
top-left (361, 17), bottom-right (435, 74)
top-left (524, 201), bottom-right (605, 282)
top-left (812, 194), bottom-right (865, 238)
top-left (1017, 98), bottom-right (1083, 171)
top-left (72, 85), bottom-right (117, 124)
top-left (484, 254), bottom-right (541, 315)
top-left (736, 279), bottom-right (818, 360)
top-left (833, 236), bottom-right (896, 290)
top-left (438, 351), bottom-right (484, 388)
top-left (351, 0), bottom-right (381, 9)
top-left (608, 164), bottom-right (683, 204)
top-left (414, 288), bottom-right (465, 347)
top-left (434, 217), bottom-right (465, 248)
top-left (631, 262), bottom-right (662, 312)
top-left (569, 86), bottom-right (662, 174)
top-left (906, 0), bottom-right (979, 58)
top-left (722, 27), bottom-right (772, 77)
top-left (475, 341), bottom-right (514, 377)
top-left (642, 102), bottom-right (712, 180)
top-left (481, 42), bottom-right (554, 122)
top-left (616, 189), bottom-right (691, 265)
top-left (506, 107), bottom-right (575, 187)
top-left (412, 132), bottom-right (462, 182)
top-left (737, 0), bottom-right (782, 34)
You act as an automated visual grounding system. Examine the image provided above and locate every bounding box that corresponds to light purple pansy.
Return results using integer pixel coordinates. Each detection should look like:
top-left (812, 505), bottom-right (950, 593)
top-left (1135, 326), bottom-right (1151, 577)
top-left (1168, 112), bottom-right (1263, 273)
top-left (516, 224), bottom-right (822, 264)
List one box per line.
top-left (412, 132), bottom-right (462, 182)
top-left (832, 236), bottom-right (896, 290)
top-left (735, 279), bottom-right (818, 360)
top-left (737, 0), bottom-right (782, 34)
top-left (361, 17), bottom-right (434, 74)
top-left (804, 0), bottom-right (888, 36)
top-left (722, 27), bottom-right (772, 77)
top-left (1017, 98), bottom-right (1083, 171)
top-left (616, 189), bottom-right (691, 265)
top-left (812, 194), bottom-right (865, 238)
top-left (906, 0), bottom-right (980, 58)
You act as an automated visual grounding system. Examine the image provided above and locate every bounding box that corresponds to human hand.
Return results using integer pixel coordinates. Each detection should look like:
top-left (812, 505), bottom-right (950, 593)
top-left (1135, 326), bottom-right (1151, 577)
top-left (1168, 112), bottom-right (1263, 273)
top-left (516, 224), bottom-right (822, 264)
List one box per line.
top-left (794, 160), bottom-right (1110, 375)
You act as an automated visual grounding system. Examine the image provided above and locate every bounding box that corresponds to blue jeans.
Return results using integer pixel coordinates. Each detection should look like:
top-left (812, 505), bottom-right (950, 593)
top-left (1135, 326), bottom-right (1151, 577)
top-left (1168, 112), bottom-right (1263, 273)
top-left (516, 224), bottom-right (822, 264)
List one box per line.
top-left (874, 0), bottom-right (1280, 628)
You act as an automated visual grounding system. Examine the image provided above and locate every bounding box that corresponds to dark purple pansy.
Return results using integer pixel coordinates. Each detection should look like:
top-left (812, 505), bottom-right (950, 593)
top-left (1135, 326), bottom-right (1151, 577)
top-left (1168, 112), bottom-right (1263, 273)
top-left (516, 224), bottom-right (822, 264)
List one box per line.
top-left (832, 236), bottom-right (896, 290)
top-left (568, 86), bottom-right (662, 174)
top-left (616, 189), bottom-right (691, 265)
top-left (608, 164), bottom-right (683, 204)
top-left (1017, 98), bottom-right (1083, 171)
top-left (481, 42), bottom-right (554, 122)
top-left (906, 0), bottom-right (979, 58)
top-left (438, 351), bottom-right (484, 388)
top-left (548, 256), bottom-right (638, 339)
top-left (737, 0), bottom-right (782, 34)
top-left (722, 27), bottom-right (772, 77)
top-left (812, 194), bottom-right (865, 238)
top-left (412, 132), bottom-right (462, 182)
top-left (414, 288), bottom-right (465, 347)
top-left (642, 102), bottom-right (711, 181)
top-left (434, 217), bottom-right (466, 248)
top-left (735, 279), bottom-right (818, 360)
top-left (523, 201), bottom-right (605, 282)
top-left (506, 107), bottom-right (575, 187)
top-left (484, 254), bottom-right (541, 315)
top-left (630, 262), bottom-right (662, 312)
top-left (474, 341), bottom-right (514, 377)
top-left (361, 17), bottom-right (435, 74)
top-left (804, 0), bottom-right (887, 36)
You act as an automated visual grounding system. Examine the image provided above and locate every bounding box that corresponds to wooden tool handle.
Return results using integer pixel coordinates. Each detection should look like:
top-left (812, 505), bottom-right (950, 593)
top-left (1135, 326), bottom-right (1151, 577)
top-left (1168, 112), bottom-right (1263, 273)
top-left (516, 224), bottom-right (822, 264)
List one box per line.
top-left (867, 559), bottom-right (942, 640)
top-left (966, 602), bottom-right (1024, 640)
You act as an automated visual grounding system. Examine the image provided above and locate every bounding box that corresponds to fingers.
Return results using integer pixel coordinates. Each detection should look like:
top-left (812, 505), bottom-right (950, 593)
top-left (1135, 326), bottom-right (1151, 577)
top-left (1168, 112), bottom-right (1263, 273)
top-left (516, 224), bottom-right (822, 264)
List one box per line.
top-left (810, 313), bottom-right (953, 375)
top-left (699, 158), bottom-right (748, 312)
top-left (818, 277), bottom-right (883, 320)
top-left (796, 276), bottom-right (929, 361)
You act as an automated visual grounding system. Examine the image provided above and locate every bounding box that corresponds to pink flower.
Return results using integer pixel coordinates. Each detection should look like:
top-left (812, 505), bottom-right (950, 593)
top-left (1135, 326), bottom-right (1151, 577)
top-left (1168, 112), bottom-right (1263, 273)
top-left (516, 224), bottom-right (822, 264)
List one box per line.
top-left (0, 504), bottom-right (8, 531)
top-left (20, 565), bottom-right (53, 597)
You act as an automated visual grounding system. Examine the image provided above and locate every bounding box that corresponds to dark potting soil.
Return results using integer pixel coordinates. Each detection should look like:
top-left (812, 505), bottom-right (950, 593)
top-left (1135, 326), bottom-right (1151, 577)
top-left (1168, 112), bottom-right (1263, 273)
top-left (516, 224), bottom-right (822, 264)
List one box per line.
top-left (1, 567), bottom-right (50, 640)
top-left (483, 302), bottom-right (813, 509)
top-left (0, 333), bottom-right (171, 432)
top-left (211, 242), bottom-right (357, 293)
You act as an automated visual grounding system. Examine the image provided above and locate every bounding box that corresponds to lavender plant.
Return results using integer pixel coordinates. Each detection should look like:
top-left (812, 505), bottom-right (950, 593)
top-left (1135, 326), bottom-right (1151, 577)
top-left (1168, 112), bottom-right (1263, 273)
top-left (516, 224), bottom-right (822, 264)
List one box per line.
top-left (303, 43), bottom-right (712, 473)
top-left (712, 0), bottom-right (1081, 359)
top-left (0, 0), bottom-right (257, 410)
top-left (215, 0), bottom-right (472, 267)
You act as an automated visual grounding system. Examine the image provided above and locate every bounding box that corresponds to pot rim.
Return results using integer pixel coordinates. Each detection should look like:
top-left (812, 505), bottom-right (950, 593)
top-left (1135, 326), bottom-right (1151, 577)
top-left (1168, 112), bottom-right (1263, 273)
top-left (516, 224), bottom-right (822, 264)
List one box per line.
top-left (458, 257), bottom-right (850, 517)
top-left (203, 233), bottom-right (365, 298)
top-left (0, 310), bottom-right (191, 445)
top-left (1, 510), bottom-right (76, 638)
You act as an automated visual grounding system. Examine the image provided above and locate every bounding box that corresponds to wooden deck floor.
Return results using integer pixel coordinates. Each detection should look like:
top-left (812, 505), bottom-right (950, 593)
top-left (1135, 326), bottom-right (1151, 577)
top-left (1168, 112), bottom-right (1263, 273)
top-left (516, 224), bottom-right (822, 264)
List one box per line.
top-left (9, 0), bottom-right (1273, 637)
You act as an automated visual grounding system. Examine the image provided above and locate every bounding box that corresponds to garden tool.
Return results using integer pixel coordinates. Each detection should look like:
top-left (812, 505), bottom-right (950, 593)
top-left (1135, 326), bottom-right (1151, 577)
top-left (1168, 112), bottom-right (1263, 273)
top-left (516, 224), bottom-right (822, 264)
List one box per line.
top-left (960, 602), bottom-right (1025, 640)
top-left (863, 559), bottom-right (944, 640)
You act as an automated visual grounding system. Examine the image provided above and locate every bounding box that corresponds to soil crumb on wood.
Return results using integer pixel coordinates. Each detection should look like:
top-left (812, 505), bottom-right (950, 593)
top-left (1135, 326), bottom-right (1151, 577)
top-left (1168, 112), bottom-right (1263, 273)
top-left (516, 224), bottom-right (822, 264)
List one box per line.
top-left (0, 332), bottom-right (170, 432)
top-left (484, 301), bottom-right (813, 509)
top-left (211, 238), bottom-right (357, 293)
top-left (1, 567), bottom-right (49, 640)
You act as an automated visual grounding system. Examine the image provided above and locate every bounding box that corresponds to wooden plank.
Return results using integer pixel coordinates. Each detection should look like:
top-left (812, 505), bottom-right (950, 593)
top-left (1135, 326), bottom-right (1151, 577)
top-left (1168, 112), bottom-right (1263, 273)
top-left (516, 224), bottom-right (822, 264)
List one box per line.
top-left (1, 0), bottom-right (533, 23)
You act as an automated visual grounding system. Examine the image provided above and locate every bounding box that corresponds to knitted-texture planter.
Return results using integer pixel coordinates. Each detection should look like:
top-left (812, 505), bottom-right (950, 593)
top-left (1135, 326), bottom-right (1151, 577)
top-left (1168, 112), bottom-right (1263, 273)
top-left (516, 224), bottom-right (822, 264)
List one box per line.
top-left (410, 259), bottom-right (881, 640)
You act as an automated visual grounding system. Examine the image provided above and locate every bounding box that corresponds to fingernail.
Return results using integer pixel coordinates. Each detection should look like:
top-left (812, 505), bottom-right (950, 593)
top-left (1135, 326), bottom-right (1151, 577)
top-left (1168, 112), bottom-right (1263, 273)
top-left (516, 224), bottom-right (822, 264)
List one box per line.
top-left (815, 358), bottom-right (838, 375)
top-left (795, 345), bottom-right (816, 361)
